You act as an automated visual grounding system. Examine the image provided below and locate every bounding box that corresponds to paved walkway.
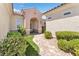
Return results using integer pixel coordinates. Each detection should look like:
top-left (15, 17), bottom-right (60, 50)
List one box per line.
top-left (33, 34), bottom-right (72, 56)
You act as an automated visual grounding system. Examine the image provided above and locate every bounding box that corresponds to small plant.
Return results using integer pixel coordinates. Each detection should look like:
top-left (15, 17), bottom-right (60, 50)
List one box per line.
top-left (17, 25), bottom-right (26, 36)
top-left (7, 32), bottom-right (21, 37)
top-left (44, 31), bottom-right (52, 39)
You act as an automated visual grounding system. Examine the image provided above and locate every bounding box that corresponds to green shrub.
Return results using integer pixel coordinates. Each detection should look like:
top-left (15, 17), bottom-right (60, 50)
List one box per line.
top-left (7, 32), bottom-right (21, 37)
top-left (17, 25), bottom-right (26, 36)
top-left (69, 39), bottom-right (79, 48)
top-left (58, 39), bottom-right (79, 55)
top-left (58, 39), bottom-right (70, 52)
top-left (70, 39), bottom-right (79, 55)
top-left (1, 30), bottom-right (39, 56)
top-left (24, 35), bottom-right (39, 56)
top-left (0, 36), bottom-right (28, 56)
top-left (44, 31), bottom-right (52, 39)
top-left (57, 31), bottom-right (79, 55)
top-left (74, 48), bottom-right (79, 56)
top-left (56, 31), bottom-right (79, 40)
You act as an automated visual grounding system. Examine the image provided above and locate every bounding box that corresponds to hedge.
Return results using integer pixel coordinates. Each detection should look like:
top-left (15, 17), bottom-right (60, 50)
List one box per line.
top-left (58, 39), bottom-right (79, 56)
top-left (56, 31), bottom-right (79, 56)
top-left (56, 31), bottom-right (79, 40)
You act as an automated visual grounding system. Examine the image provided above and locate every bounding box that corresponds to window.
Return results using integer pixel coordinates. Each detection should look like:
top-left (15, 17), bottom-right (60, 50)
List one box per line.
top-left (64, 12), bottom-right (71, 15)
top-left (16, 19), bottom-right (23, 26)
top-left (48, 17), bottom-right (52, 19)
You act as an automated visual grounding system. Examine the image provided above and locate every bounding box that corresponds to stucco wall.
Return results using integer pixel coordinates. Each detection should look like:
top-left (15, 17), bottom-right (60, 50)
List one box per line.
top-left (23, 9), bottom-right (43, 34)
top-left (10, 14), bottom-right (24, 31)
top-left (0, 4), bottom-right (12, 40)
top-left (46, 4), bottom-right (79, 21)
top-left (46, 15), bottom-right (79, 34)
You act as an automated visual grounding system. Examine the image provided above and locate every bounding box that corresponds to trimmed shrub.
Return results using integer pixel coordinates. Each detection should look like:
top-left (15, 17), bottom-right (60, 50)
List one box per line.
top-left (58, 39), bottom-right (79, 55)
top-left (58, 39), bottom-right (70, 52)
top-left (56, 31), bottom-right (79, 40)
top-left (17, 25), bottom-right (26, 36)
top-left (44, 31), bottom-right (52, 39)
top-left (70, 39), bottom-right (79, 55)
top-left (57, 31), bottom-right (79, 55)
top-left (74, 48), bottom-right (79, 56)
top-left (7, 32), bottom-right (21, 37)
top-left (0, 36), bottom-right (28, 56)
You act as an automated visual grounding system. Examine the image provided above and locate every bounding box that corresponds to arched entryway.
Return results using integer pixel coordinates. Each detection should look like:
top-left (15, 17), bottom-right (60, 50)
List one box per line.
top-left (23, 9), bottom-right (43, 34)
top-left (30, 18), bottom-right (39, 34)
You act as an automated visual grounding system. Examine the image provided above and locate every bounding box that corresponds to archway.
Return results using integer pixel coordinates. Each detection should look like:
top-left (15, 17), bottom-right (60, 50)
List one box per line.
top-left (30, 18), bottom-right (39, 34)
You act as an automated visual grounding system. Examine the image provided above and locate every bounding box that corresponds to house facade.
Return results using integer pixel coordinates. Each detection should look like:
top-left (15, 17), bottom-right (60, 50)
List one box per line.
top-left (1, 3), bottom-right (79, 40)
top-left (44, 3), bottom-right (79, 20)
top-left (0, 3), bottom-right (45, 40)
top-left (44, 3), bottom-right (79, 33)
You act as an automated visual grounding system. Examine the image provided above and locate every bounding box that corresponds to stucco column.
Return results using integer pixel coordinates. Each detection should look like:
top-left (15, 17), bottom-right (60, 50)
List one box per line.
top-left (24, 18), bottom-right (30, 35)
top-left (38, 20), bottom-right (42, 33)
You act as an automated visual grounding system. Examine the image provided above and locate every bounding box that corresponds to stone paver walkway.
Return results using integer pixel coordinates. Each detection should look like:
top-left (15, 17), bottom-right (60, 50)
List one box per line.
top-left (33, 34), bottom-right (72, 56)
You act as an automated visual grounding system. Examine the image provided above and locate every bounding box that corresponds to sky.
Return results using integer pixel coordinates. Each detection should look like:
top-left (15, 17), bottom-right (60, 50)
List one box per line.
top-left (13, 3), bottom-right (61, 13)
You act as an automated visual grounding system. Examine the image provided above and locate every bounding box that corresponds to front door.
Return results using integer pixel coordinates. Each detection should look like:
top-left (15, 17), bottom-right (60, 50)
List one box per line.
top-left (30, 18), bottom-right (38, 33)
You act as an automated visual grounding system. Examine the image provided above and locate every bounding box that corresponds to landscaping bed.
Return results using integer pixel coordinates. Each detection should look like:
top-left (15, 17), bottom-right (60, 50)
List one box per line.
top-left (0, 25), bottom-right (39, 56)
top-left (56, 31), bottom-right (79, 56)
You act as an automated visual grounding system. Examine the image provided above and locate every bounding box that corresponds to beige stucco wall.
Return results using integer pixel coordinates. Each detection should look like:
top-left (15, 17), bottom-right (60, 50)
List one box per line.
top-left (10, 14), bottom-right (24, 31)
top-left (44, 4), bottom-right (79, 21)
top-left (0, 3), bottom-right (12, 40)
top-left (46, 15), bottom-right (79, 34)
top-left (46, 4), bottom-right (79, 34)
